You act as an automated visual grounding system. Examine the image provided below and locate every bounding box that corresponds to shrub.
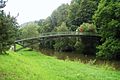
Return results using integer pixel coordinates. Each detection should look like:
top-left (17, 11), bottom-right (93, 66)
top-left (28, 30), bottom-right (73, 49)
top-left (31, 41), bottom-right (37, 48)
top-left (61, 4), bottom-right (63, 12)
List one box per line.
top-left (96, 39), bottom-right (120, 59)
top-left (76, 23), bottom-right (97, 33)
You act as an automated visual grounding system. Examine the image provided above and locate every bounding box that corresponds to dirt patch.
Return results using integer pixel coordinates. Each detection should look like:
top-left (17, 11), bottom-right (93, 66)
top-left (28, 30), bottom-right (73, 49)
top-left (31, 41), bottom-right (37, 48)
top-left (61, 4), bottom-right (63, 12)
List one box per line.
top-left (0, 71), bottom-right (22, 80)
top-left (0, 72), bottom-right (7, 80)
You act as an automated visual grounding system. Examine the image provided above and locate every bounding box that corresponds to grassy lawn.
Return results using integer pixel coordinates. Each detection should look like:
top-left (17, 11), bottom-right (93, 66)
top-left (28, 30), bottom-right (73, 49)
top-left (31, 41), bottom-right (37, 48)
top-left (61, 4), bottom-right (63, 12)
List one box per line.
top-left (0, 48), bottom-right (120, 80)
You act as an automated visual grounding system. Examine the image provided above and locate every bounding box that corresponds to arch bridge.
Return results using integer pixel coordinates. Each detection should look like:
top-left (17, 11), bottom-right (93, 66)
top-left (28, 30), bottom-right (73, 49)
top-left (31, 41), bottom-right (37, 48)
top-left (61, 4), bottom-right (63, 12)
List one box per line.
top-left (14, 32), bottom-right (101, 51)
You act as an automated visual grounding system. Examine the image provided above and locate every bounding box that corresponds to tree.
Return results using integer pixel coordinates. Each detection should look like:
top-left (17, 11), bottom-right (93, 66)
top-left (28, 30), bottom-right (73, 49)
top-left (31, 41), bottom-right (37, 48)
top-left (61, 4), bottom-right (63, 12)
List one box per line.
top-left (20, 22), bottom-right (39, 39)
top-left (67, 0), bottom-right (98, 30)
top-left (37, 17), bottom-right (55, 49)
top-left (67, 0), bottom-right (80, 31)
top-left (93, 0), bottom-right (120, 59)
top-left (19, 22), bottom-right (40, 50)
top-left (54, 22), bottom-right (75, 52)
top-left (0, 11), bottom-right (18, 54)
top-left (51, 4), bottom-right (69, 28)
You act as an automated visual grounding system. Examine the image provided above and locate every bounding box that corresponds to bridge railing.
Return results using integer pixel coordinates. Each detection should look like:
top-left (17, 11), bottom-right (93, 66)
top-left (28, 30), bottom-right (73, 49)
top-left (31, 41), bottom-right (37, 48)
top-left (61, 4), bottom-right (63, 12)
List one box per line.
top-left (40, 32), bottom-right (99, 37)
top-left (40, 32), bottom-right (73, 36)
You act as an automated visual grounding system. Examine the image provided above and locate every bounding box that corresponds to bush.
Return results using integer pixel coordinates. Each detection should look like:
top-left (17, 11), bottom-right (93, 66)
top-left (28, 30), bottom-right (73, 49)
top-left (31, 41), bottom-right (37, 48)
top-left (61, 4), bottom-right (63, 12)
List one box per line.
top-left (76, 23), bottom-right (97, 33)
top-left (96, 39), bottom-right (120, 59)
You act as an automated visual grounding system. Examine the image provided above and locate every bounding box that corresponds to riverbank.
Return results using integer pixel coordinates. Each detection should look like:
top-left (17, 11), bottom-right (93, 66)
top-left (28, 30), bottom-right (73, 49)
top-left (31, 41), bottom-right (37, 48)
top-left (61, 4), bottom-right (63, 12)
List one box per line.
top-left (39, 48), bottom-right (120, 70)
top-left (0, 48), bottom-right (120, 80)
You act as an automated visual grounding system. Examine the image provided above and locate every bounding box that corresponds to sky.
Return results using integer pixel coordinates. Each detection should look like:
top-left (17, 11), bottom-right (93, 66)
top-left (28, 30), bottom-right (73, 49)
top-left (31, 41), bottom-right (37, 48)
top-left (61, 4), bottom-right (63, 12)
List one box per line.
top-left (4, 0), bottom-right (71, 25)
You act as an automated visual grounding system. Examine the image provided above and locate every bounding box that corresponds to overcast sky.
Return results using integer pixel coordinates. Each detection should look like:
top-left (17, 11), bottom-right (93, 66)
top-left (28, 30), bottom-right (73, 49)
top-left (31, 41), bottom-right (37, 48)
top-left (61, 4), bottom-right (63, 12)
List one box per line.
top-left (4, 0), bottom-right (71, 24)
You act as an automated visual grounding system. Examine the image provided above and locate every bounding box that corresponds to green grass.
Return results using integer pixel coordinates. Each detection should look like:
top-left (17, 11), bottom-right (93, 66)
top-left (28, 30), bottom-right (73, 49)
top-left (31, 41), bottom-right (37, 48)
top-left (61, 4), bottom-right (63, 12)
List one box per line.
top-left (0, 47), bottom-right (120, 80)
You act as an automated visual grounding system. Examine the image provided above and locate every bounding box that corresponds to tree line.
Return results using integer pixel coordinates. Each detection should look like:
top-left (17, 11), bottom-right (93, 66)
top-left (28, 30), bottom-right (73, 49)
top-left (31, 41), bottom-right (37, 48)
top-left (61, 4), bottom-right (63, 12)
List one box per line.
top-left (0, 0), bottom-right (119, 60)
top-left (19, 0), bottom-right (120, 59)
top-left (19, 0), bottom-right (99, 55)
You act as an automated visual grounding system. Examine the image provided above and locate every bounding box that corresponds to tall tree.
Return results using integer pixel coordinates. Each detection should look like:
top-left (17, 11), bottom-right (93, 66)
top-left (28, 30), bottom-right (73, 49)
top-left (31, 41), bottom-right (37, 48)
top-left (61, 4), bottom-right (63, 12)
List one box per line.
top-left (67, 0), bottom-right (80, 31)
top-left (51, 4), bottom-right (69, 28)
top-left (0, 11), bottom-right (18, 54)
top-left (20, 22), bottom-right (39, 39)
top-left (93, 0), bottom-right (120, 59)
top-left (67, 0), bottom-right (98, 31)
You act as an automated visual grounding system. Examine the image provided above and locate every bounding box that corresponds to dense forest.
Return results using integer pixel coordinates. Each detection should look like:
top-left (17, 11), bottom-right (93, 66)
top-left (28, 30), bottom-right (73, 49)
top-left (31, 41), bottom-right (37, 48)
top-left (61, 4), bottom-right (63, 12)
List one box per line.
top-left (1, 0), bottom-right (119, 60)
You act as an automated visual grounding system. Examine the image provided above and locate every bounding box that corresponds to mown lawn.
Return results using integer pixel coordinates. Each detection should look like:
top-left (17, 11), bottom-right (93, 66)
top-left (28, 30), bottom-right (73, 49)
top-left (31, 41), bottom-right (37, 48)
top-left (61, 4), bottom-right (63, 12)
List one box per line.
top-left (0, 48), bottom-right (120, 80)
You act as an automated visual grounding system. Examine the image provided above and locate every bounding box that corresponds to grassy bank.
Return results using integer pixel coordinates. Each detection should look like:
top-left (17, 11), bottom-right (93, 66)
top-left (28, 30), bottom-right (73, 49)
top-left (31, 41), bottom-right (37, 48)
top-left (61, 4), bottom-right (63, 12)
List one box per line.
top-left (0, 48), bottom-right (120, 80)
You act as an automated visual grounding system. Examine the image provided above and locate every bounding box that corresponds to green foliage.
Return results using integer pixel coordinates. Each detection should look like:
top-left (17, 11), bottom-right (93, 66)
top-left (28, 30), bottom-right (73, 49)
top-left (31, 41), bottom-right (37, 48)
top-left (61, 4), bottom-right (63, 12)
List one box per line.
top-left (20, 23), bottom-right (39, 39)
top-left (54, 22), bottom-right (71, 51)
top-left (76, 23), bottom-right (98, 55)
top-left (36, 0), bottom-right (99, 53)
top-left (37, 17), bottom-right (56, 49)
top-left (74, 40), bottom-right (84, 53)
top-left (55, 22), bottom-right (69, 32)
top-left (0, 11), bottom-right (18, 54)
top-left (97, 39), bottom-right (120, 59)
top-left (76, 23), bottom-right (97, 33)
top-left (51, 4), bottom-right (69, 27)
top-left (68, 0), bottom-right (98, 27)
top-left (37, 19), bottom-right (46, 33)
top-left (76, 0), bottom-right (98, 23)
top-left (38, 17), bottom-right (56, 34)
top-left (16, 0), bottom-right (119, 59)
top-left (93, 0), bottom-right (120, 59)
top-left (19, 22), bottom-right (40, 50)
top-left (68, 0), bottom-right (79, 21)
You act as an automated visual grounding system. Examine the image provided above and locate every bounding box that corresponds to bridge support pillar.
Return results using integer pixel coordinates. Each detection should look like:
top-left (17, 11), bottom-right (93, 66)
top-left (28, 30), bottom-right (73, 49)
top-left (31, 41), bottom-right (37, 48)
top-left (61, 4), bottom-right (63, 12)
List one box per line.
top-left (13, 43), bottom-right (16, 52)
